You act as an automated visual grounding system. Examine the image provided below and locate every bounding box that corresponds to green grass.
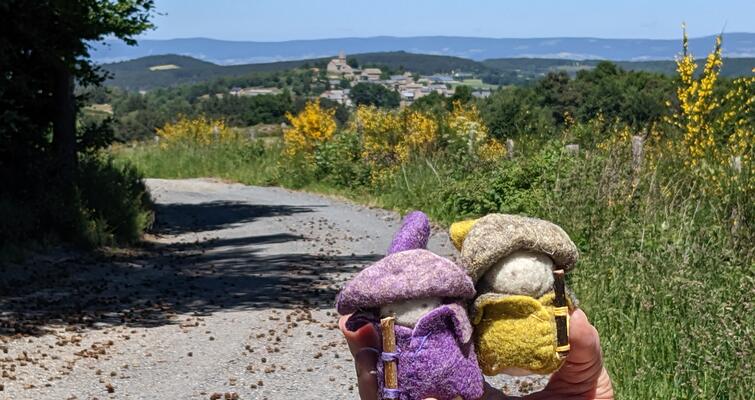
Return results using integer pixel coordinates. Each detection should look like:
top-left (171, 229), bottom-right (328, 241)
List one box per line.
top-left (114, 140), bottom-right (280, 185)
top-left (114, 138), bottom-right (753, 399)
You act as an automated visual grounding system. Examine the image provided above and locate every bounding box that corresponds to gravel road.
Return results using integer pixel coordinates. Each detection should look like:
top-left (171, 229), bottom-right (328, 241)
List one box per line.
top-left (0, 178), bottom-right (459, 400)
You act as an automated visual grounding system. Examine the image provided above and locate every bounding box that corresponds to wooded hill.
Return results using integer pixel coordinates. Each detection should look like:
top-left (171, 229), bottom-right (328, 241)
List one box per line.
top-left (101, 52), bottom-right (755, 90)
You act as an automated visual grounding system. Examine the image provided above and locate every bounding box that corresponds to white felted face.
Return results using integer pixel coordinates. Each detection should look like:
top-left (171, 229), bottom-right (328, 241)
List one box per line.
top-left (482, 250), bottom-right (554, 297)
top-left (379, 297), bottom-right (442, 327)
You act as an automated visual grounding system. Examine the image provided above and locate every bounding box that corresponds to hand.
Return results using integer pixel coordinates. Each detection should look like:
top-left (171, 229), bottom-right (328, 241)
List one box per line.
top-left (339, 309), bottom-right (614, 400)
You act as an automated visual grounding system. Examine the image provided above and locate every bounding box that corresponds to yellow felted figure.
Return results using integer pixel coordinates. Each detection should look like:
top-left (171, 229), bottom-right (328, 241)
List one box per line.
top-left (450, 214), bottom-right (579, 393)
top-left (471, 293), bottom-right (574, 375)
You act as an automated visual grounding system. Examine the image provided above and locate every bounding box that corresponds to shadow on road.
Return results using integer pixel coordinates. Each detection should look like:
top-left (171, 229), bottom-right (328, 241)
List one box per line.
top-left (0, 200), bottom-right (379, 337)
top-left (152, 201), bottom-right (322, 235)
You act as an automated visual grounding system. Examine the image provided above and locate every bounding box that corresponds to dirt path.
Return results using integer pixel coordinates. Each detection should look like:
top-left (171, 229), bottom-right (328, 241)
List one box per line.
top-left (0, 178), bottom-right (457, 400)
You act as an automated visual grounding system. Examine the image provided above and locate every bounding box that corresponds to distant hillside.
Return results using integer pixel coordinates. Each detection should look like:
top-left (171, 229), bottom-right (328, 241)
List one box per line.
top-left (483, 57), bottom-right (755, 78)
top-left (91, 33), bottom-right (755, 65)
top-left (616, 57), bottom-right (755, 77)
top-left (102, 53), bottom-right (754, 91)
top-left (102, 54), bottom-right (324, 89)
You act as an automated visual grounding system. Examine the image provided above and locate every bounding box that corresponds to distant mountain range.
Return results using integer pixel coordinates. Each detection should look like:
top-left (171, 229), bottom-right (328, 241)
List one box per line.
top-left (101, 53), bottom-right (755, 91)
top-left (91, 33), bottom-right (755, 65)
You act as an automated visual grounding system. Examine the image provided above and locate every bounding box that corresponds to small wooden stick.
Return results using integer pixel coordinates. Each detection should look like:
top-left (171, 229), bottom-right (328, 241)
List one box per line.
top-left (380, 316), bottom-right (398, 398)
top-left (553, 269), bottom-right (570, 360)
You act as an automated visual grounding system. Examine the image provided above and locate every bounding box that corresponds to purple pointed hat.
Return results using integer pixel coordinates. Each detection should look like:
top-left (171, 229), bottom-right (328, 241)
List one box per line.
top-left (387, 211), bottom-right (431, 254)
top-left (336, 249), bottom-right (476, 315)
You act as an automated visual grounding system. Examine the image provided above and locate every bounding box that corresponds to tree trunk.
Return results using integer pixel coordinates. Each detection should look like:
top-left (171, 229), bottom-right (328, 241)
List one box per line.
top-left (52, 63), bottom-right (77, 179)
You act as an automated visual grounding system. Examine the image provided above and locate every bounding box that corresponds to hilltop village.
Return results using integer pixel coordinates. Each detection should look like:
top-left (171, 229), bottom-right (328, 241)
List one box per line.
top-left (318, 52), bottom-right (491, 107)
top-left (223, 52), bottom-right (493, 108)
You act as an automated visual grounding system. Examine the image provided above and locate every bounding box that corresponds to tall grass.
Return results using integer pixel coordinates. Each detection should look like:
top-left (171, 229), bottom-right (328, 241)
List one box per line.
top-left (114, 134), bottom-right (752, 399)
top-left (543, 147), bottom-right (752, 399)
top-left (115, 140), bottom-right (281, 185)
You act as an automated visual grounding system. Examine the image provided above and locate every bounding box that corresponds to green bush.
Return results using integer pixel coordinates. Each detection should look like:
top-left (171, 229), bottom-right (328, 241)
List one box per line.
top-left (0, 153), bottom-right (153, 253)
top-left (77, 153), bottom-right (154, 245)
top-left (314, 130), bottom-right (371, 188)
top-left (439, 142), bottom-right (572, 221)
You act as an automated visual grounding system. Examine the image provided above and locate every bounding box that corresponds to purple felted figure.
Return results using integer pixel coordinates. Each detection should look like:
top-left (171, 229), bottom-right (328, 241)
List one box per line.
top-left (345, 302), bottom-right (483, 400)
top-left (336, 211), bottom-right (484, 400)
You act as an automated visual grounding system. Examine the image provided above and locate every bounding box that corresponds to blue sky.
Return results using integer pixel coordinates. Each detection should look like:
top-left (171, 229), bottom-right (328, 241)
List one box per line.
top-left (142, 0), bottom-right (754, 41)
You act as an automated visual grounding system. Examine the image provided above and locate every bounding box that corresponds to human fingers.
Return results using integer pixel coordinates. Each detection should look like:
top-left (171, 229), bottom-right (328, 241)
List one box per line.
top-left (537, 309), bottom-right (613, 399)
top-left (340, 315), bottom-right (381, 400)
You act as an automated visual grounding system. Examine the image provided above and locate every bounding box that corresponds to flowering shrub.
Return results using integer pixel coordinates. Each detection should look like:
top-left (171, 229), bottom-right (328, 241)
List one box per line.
top-left (352, 105), bottom-right (402, 165)
top-left (446, 100), bottom-right (506, 162)
top-left (156, 116), bottom-right (237, 148)
top-left (349, 105), bottom-right (440, 183)
top-left (666, 25), bottom-right (723, 167)
top-left (446, 100), bottom-right (488, 156)
top-left (719, 75), bottom-right (754, 193)
top-left (283, 99), bottom-right (337, 157)
top-left (666, 26), bottom-right (753, 197)
top-left (477, 139), bottom-right (508, 162)
top-left (396, 109), bottom-right (438, 162)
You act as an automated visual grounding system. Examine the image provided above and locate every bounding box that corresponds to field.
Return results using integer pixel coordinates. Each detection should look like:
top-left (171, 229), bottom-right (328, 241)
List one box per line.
top-left (452, 78), bottom-right (499, 89)
top-left (148, 63), bottom-right (180, 71)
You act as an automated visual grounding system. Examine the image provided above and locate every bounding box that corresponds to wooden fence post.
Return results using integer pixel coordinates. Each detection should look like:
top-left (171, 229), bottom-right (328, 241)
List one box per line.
top-left (506, 138), bottom-right (515, 159)
top-left (631, 135), bottom-right (645, 174)
top-left (731, 156), bottom-right (742, 173)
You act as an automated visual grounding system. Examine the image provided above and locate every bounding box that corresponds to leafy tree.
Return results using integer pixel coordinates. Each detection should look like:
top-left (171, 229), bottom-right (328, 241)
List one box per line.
top-left (535, 71), bottom-right (581, 125)
top-left (1, 0), bottom-right (155, 243)
top-left (480, 87), bottom-right (554, 140)
top-left (319, 98), bottom-right (350, 126)
top-left (450, 85), bottom-right (473, 105)
top-left (1, 0), bottom-right (155, 177)
top-left (350, 83), bottom-right (400, 108)
top-left (410, 91), bottom-right (447, 117)
top-left (618, 71), bottom-right (671, 132)
top-left (574, 62), bottom-right (624, 122)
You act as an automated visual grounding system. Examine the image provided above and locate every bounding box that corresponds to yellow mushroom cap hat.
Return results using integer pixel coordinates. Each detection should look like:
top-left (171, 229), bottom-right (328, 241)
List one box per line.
top-left (460, 214), bottom-right (579, 282)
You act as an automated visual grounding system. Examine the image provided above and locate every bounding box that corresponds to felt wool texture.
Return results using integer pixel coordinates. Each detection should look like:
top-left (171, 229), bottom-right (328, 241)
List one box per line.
top-left (380, 297), bottom-right (443, 327)
top-left (449, 218), bottom-right (478, 251)
top-left (471, 292), bottom-right (572, 375)
top-left (349, 304), bottom-right (484, 400)
top-left (336, 249), bottom-right (475, 315)
top-left (480, 251), bottom-right (554, 298)
top-left (387, 211), bottom-right (431, 254)
top-left (461, 214), bottom-right (579, 282)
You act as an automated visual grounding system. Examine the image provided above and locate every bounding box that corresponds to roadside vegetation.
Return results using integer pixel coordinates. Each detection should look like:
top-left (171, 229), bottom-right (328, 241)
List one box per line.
top-left (116, 32), bottom-right (754, 398)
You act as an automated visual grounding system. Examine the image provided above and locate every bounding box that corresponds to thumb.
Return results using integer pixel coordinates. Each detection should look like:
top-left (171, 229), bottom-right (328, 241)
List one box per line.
top-left (539, 309), bottom-right (606, 395)
top-left (340, 315), bottom-right (381, 400)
